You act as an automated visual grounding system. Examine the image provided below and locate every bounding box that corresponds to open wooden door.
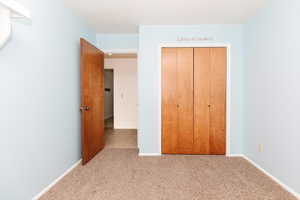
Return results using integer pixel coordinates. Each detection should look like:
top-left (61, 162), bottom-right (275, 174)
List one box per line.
top-left (80, 38), bottom-right (105, 165)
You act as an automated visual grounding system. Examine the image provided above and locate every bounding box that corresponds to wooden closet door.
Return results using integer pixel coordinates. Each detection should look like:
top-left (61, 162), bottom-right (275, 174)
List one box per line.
top-left (176, 48), bottom-right (194, 153)
top-left (193, 48), bottom-right (211, 154)
top-left (162, 48), bottom-right (178, 153)
top-left (162, 48), bottom-right (194, 154)
top-left (194, 47), bottom-right (226, 155)
top-left (209, 48), bottom-right (226, 155)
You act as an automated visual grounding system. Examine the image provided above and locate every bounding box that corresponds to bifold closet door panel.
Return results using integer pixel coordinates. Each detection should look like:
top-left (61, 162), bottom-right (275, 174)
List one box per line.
top-left (162, 48), bottom-right (194, 154)
top-left (162, 48), bottom-right (178, 153)
top-left (176, 48), bottom-right (194, 153)
top-left (210, 48), bottom-right (227, 155)
top-left (193, 48), bottom-right (211, 154)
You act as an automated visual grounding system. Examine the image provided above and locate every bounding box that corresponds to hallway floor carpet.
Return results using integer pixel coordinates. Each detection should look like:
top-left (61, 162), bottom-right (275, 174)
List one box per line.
top-left (40, 149), bottom-right (296, 200)
top-left (105, 129), bottom-right (137, 149)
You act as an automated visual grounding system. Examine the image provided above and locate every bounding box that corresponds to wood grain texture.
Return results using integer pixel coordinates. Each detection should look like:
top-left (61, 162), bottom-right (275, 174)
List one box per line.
top-left (162, 47), bottom-right (226, 155)
top-left (162, 48), bottom-right (178, 154)
top-left (80, 38), bottom-right (105, 165)
top-left (209, 48), bottom-right (227, 155)
top-left (176, 48), bottom-right (194, 153)
top-left (162, 48), bottom-right (194, 154)
top-left (193, 48), bottom-right (211, 154)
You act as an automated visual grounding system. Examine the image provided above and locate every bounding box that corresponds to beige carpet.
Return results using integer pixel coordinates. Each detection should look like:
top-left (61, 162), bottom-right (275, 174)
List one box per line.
top-left (40, 149), bottom-right (296, 200)
top-left (105, 128), bottom-right (137, 149)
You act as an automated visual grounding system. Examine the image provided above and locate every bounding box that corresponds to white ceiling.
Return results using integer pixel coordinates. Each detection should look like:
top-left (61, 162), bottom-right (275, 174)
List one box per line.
top-left (64, 0), bottom-right (265, 33)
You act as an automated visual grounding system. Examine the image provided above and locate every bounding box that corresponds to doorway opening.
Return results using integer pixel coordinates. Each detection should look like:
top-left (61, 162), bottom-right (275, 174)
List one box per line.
top-left (103, 52), bottom-right (138, 149)
top-left (104, 69), bottom-right (114, 129)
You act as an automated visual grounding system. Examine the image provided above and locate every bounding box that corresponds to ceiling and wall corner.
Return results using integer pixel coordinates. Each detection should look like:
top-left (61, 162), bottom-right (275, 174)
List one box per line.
top-left (64, 0), bottom-right (265, 33)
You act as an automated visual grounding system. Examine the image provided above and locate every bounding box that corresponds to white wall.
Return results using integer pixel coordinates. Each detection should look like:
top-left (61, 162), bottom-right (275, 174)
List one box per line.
top-left (105, 58), bottom-right (138, 129)
top-left (244, 0), bottom-right (300, 195)
top-left (0, 0), bottom-right (95, 199)
top-left (138, 25), bottom-right (245, 154)
top-left (104, 70), bottom-right (114, 119)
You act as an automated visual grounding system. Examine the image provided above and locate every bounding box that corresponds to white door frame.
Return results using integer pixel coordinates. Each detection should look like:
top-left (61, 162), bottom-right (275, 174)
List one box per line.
top-left (158, 43), bottom-right (231, 156)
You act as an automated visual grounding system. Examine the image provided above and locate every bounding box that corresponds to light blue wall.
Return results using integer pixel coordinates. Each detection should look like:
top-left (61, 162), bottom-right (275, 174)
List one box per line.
top-left (0, 0), bottom-right (95, 199)
top-left (138, 25), bottom-right (244, 154)
top-left (97, 34), bottom-right (138, 50)
top-left (244, 0), bottom-right (300, 195)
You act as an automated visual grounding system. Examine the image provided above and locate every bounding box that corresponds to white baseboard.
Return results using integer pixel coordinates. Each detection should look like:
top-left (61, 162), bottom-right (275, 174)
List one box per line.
top-left (32, 159), bottom-right (82, 200)
top-left (239, 155), bottom-right (299, 199)
top-left (139, 153), bottom-right (161, 156)
top-left (227, 154), bottom-right (244, 157)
